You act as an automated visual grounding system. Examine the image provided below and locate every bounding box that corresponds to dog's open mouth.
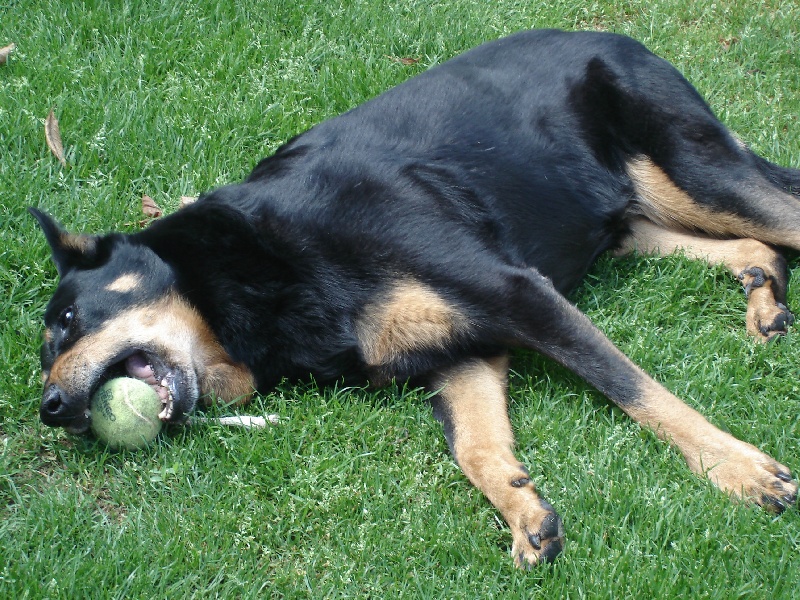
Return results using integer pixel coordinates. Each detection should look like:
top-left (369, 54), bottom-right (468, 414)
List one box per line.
top-left (121, 352), bottom-right (180, 421)
top-left (97, 349), bottom-right (197, 426)
top-left (57, 350), bottom-right (197, 435)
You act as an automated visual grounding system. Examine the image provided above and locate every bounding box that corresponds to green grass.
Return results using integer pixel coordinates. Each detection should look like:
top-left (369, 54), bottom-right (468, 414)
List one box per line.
top-left (2, 0), bottom-right (800, 597)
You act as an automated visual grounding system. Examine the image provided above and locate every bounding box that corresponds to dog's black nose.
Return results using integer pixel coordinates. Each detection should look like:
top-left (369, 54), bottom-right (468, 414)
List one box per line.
top-left (40, 384), bottom-right (81, 427)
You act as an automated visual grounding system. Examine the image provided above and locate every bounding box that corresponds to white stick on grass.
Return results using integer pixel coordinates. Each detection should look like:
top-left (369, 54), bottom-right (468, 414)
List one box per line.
top-left (190, 414), bottom-right (282, 429)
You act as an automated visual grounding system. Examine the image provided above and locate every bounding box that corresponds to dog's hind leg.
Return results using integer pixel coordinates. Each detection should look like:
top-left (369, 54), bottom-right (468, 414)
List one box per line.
top-left (625, 154), bottom-right (800, 248)
top-left (621, 149), bottom-right (800, 339)
top-left (593, 51), bottom-right (800, 254)
top-left (429, 355), bottom-right (565, 568)
top-left (617, 217), bottom-right (794, 341)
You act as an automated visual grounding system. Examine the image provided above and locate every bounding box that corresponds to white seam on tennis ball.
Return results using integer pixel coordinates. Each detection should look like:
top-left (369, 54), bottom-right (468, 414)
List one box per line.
top-left (121, 380), bottom-right (156, 427)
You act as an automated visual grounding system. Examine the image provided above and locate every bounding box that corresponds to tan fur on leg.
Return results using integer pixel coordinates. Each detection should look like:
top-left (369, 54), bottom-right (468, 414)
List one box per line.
top-left (618, 218), bottom-right (793, 340)
top-left (432, 357), bottom-right (564, 567)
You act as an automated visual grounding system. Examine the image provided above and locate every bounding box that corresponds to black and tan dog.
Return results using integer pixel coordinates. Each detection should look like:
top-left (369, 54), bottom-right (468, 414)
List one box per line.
top-left (32, 29), bottom-right (800, 567)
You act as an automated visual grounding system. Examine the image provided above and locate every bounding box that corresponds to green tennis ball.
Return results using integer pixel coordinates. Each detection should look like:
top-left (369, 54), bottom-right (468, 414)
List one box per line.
top-left (90, 377), bottom-right (163, 450)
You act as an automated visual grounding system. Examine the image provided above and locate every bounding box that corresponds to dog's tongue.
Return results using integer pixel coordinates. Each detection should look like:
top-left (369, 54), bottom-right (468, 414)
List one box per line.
top-left (125, 353), bottom-right (155, 382)
top-left (124, 352), bottom-right (173, 415)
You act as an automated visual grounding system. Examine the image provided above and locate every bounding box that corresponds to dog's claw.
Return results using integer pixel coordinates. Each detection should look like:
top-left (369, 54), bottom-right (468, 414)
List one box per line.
top-left (753, 469), bottom-right (798, 513)
top-left (761, 494), bottom-right (789, 514)
top-left (528, 532), bottom-right (541, 550)
top-left (537, 537), bottom-right (563, 564)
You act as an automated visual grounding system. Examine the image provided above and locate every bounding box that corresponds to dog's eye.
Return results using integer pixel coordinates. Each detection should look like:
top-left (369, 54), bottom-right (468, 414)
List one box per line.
top-left (58, 306), bottom-right (75, 329)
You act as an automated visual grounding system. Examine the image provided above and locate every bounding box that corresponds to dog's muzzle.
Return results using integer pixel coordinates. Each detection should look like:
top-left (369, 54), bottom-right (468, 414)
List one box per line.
top-left (40, 383), bottom-right (91, 433)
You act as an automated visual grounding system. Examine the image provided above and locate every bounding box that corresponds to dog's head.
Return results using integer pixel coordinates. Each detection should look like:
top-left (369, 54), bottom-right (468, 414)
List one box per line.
top-left (30, 208), bottom-right (245, 434)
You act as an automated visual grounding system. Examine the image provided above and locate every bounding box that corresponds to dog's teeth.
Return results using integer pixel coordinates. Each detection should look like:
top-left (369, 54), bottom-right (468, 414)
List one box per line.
top-left (155, 385), bottom-right (170, 402)
top-left (158, 390), bottom-right (174, 421)
top-left (159, 401), bottom-right (173, 421)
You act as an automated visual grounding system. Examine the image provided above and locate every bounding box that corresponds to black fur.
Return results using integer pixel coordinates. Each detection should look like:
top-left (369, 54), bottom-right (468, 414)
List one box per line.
top-left (141, 31), bottom-right (680, 385)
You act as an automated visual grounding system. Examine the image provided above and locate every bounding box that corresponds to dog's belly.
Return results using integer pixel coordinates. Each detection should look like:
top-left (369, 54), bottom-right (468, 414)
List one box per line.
top-left (482, 159), bottom-right (631, 294)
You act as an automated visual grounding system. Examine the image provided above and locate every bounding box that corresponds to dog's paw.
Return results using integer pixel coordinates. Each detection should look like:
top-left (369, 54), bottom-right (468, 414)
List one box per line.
top-left (510, 498), bottom-right (565, 568)
top-left (704, 438), bottom-right (797, 513)
top-left (747, 301), bottom-right (794, 342)
top-left (743, 276), bottom-right (794, 341)
top-left (758, 470), bottom-right (798, 513)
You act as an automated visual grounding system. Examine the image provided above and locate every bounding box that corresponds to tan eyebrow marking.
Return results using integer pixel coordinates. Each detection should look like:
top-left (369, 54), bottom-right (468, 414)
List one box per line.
top-left (105, 273), bottom-right (143, 293)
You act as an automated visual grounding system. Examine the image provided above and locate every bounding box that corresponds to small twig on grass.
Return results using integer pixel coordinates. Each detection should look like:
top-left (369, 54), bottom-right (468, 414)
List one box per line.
top-left (189, 414), bottom-right (283, 429)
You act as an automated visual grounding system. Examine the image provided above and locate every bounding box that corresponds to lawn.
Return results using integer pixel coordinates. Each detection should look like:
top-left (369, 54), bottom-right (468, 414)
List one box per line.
top-left (2, 0), bottom-right (800, 597)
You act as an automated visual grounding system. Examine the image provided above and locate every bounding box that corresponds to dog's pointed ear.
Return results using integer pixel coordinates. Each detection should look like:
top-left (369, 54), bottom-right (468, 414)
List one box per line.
top-left (29, 207), bottom-right (101, 276)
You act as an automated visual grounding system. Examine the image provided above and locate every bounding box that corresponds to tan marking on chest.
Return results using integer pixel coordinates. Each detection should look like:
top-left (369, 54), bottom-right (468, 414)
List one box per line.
top-left (356, 281), bottom-right (468, 367)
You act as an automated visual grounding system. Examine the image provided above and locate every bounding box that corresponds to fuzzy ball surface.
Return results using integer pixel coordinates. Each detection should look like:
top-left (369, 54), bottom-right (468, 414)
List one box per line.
top-left (90, 377), bottom-right (163, 450)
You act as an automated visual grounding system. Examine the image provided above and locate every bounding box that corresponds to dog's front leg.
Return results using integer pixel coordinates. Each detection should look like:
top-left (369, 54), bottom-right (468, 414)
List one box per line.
top-left (199, 360), bottom-right (256, 407)
top-left (622, 377), bottom-right (798, 512)
top-left (500, 269), bottom-right (798, 512)
top-left (429, 355), bottom-right (564, 567)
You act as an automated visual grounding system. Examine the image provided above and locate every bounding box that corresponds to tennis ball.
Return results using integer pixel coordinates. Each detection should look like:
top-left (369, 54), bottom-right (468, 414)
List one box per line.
top-left (90, 377), bottom-right (163, 450)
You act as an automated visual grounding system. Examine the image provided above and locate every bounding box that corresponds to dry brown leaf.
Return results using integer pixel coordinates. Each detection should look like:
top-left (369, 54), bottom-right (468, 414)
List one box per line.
top-left (44, 109), bottom-right (67, 167)
top-left (180, 195), bottom-right (198, 208)
top-left (719, 36), bottom-right (739, 52)
top-left (386, 55), bottom-right (420, 65)
top-left (141, 195), bottom-right (163, 219)
top-left (0, 43), bottom-right (15, 65)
